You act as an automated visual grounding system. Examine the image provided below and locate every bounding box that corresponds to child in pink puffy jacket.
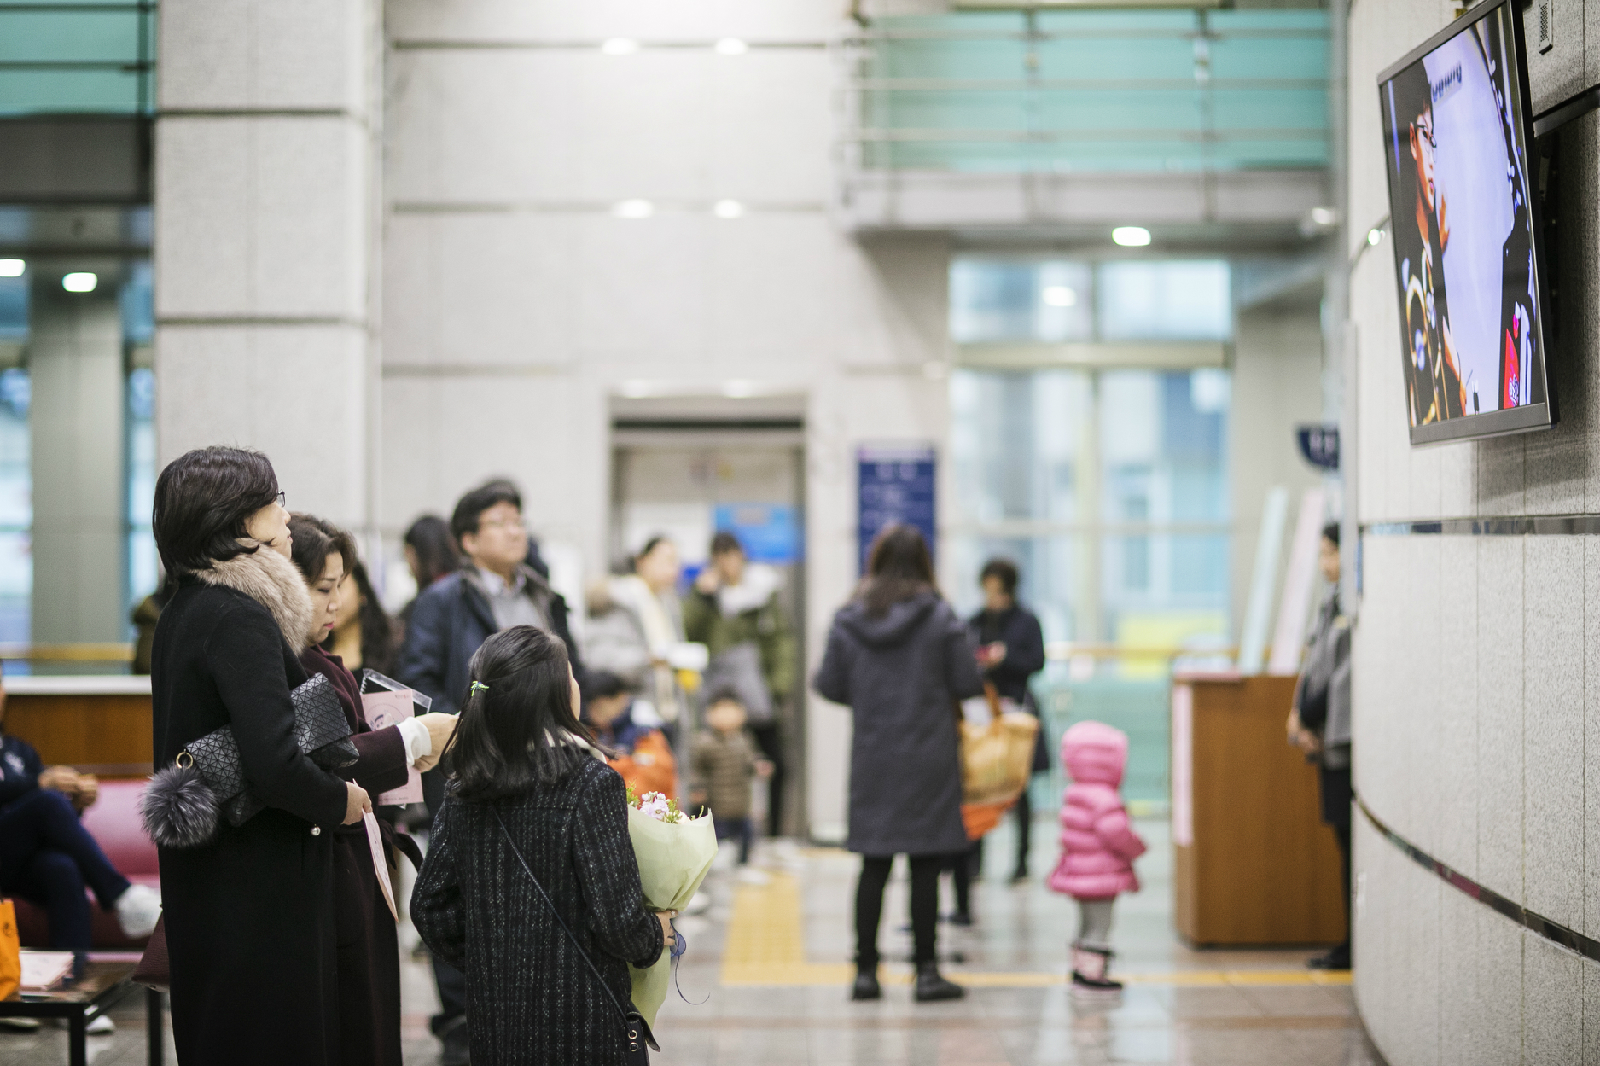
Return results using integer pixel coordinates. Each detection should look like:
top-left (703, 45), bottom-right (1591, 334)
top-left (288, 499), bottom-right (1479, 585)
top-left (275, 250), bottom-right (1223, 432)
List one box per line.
top-left (1048, 720), bottom-right (1147, 993)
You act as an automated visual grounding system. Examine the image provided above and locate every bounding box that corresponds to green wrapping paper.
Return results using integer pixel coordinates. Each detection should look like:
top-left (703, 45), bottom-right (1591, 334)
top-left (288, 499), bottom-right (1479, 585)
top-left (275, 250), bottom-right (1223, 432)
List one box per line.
top-left (626, 807), bottom-right (719, 1028)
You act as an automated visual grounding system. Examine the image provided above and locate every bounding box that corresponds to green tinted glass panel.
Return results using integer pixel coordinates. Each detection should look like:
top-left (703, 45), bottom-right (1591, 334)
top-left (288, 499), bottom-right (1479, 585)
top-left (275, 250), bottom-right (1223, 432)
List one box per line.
top-left (0, 2), bottom-right (154, 115)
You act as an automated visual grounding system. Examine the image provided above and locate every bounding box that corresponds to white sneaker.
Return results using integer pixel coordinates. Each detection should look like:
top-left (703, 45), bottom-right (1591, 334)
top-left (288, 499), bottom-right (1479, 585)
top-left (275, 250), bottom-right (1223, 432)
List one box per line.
top-left (0, 1017), bottom-right (40, 1032)
top-left (735, 867), bottom-right (770, 886)
top-left (114, 884), bottom-right (161, 939)
top-left (85, 1014), bottom-right (115, 1035)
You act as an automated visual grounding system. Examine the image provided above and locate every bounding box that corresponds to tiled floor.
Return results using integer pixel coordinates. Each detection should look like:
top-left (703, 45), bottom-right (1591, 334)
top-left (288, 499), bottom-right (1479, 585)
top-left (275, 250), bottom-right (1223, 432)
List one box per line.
top-left (2, 819), bottom-right (1384, 1065)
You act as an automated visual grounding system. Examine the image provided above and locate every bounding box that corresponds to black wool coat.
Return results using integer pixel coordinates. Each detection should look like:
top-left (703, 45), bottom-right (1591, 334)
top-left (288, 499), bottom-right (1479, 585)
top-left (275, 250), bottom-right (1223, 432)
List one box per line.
top-left (152, 549), bottom-right (354, 1066)
top-left (814, 592), bottom-right (985, 858)
top-left (412, 757), bottom-right (664, 1066)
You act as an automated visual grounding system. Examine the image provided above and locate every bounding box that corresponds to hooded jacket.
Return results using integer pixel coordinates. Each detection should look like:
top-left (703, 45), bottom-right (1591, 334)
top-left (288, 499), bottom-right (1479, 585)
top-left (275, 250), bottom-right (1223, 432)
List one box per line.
top-left (813, 591), bottom-right (984, 857)
top-left (1048, 721), bottom-right (1147, 900)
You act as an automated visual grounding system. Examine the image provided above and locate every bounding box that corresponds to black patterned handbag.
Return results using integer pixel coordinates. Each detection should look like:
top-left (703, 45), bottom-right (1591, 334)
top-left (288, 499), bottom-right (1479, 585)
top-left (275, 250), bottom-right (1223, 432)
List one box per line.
top-left (141, 673), bottom-right (359, 847)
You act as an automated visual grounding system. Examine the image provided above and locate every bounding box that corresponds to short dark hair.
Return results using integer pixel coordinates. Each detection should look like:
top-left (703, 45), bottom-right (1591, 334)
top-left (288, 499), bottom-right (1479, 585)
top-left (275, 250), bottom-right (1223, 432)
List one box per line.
top-left (636, 535), bottom-right (673, 566)
top-left (446, 625), bottom-right (589, 802)
top-left (450, 481), bottom-right (522, 547)
top-left (581, 669), bottom-right (632, 702)
top-left (152, 446), bottom-right (280, 575)
top-left (704, 686), bottom-right (745, 708)
top-left (404, 514), bottom-right (461, 588)
top-left (710, 531), bottom-right (744, 558)
top-left (979, 558), bottom-right (1019, 597)
top-left (1322, 521), bottom-right (1341, 548)
top-left (856, 524), bottom-right (936, 617)
top-left (288, 513), bottom-right (359, 589)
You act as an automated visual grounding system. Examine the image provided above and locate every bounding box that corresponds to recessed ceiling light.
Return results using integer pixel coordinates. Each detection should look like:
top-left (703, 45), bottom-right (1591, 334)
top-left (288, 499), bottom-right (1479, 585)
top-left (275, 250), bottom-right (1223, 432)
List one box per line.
top-left (721, 380), bottom-right (757, 398)
top-left (612, 199), bottom-right (654, 219)
top-left (1112, 226), bottom-right (1151, 248)
top-left (619, 380), bottom-right (653, 398)
top-left (715, 38), bottom-right (748, 56)
top-left (713, 200), bottom-right (744, 219)
top-left (1367, 227), bottom-right (1383, 246)
top-left (1310, 206), bottom-right (1337, 226)
top-left (1041, 286), bottom-right (1076, 307)
top-left (62, 272), bottom-right (97, 293)
top-left (601, 38), bottom-right (639, 56)
top-left (0, 259), bottom-right (23, 278)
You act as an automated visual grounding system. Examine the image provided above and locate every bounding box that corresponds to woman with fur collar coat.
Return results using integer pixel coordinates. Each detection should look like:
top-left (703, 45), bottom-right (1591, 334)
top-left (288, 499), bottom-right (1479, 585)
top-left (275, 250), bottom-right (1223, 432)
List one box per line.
top-left (150, 448), bottom-right (375, 1066)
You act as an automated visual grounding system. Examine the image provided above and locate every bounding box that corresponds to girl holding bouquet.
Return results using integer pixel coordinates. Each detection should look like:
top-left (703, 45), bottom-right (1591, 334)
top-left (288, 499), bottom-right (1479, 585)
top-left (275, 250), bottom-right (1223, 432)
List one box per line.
top-left (413, 626), bottom-right (673, 1065)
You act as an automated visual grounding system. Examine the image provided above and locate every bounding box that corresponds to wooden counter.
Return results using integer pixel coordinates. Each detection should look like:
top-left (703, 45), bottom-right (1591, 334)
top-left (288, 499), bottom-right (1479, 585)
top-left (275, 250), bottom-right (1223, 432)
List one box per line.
top-left (1171, 673), bottom-right (1346, 947)
top-left (2, 676), bottom-right (152, 779)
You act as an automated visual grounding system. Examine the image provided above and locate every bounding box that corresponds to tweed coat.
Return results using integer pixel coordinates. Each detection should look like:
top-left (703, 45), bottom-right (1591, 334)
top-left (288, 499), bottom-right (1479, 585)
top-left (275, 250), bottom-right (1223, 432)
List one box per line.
top-left (412, 757), bottom-right (664, 1066)
top-left (813, 592), bottom-right (985, 857)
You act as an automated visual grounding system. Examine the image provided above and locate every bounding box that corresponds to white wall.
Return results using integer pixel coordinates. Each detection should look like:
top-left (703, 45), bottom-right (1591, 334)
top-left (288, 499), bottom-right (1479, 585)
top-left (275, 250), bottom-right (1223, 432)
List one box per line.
top-left (1347, 2), bottom-right (1600, 1061)
top-left (378, 1), bottom-right (952, 840)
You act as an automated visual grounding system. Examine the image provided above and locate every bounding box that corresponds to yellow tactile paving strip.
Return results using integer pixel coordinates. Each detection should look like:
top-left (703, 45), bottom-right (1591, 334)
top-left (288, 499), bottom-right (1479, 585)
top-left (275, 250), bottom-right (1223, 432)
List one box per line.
top-left (719, 870), bottom-right (1352, 989)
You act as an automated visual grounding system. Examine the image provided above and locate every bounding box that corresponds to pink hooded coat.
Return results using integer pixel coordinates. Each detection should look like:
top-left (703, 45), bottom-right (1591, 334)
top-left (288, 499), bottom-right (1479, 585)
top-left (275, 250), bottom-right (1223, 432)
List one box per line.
top-left (1047, 721), bottom-right (1147, 900)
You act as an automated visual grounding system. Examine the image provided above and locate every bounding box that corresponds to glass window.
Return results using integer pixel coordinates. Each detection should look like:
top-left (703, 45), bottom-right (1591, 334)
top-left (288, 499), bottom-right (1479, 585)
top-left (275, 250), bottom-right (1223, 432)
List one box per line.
top-left (0, 369), bottom-right (29, 645)
top-left (1096, 260), bottom-right (1232, 341)
top-left (950, 368), bottom-right (1091, 525)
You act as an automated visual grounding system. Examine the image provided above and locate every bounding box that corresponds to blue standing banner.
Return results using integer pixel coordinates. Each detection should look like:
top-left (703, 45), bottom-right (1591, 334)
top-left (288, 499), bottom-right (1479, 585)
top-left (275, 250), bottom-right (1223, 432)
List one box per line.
top-left (857, 444), bottom-right (937, 575)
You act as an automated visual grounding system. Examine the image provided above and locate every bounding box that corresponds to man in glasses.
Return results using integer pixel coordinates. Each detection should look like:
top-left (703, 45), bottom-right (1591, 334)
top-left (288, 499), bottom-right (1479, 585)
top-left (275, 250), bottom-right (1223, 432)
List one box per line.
top-left (395, 479), bottom-right (583, 1065)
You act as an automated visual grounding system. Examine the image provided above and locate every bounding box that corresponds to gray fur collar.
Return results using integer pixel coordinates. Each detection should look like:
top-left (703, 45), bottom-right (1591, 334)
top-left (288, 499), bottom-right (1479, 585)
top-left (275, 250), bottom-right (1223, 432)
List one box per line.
top-left (195, 545), bottom-right (315, 651)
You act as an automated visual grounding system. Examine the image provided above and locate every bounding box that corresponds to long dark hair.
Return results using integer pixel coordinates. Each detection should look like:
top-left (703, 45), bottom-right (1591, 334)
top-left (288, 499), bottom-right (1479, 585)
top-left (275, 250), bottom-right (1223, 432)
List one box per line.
top-left (340, 559), bottom-right (395, 674)
top-left (447, 626), bottom-right (591, 802)
top-left (404, 514), bottom-right (460, 588)
top-left (152, 446), bottom-right (280, 575)
top-left (856, 524), bottom-right (936, 616)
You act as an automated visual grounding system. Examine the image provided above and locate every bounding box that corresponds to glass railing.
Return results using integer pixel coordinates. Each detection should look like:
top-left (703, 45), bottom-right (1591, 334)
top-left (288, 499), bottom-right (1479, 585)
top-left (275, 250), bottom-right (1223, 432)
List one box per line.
top-left (845, 8), bottom-right (1328, 174)
top-left (0, 0), bottom-right (157, 116)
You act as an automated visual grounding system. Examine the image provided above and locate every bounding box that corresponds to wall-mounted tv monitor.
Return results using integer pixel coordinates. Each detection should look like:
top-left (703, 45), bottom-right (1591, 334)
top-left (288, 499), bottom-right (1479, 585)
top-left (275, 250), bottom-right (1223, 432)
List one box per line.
top-left (1378, 0), bottom-right (1553, 445)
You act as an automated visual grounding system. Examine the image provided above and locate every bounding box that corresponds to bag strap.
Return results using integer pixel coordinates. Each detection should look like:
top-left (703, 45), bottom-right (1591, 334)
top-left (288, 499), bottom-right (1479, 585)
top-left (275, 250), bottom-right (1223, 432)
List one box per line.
top-left (492, 807), bottom-right (659, 1052)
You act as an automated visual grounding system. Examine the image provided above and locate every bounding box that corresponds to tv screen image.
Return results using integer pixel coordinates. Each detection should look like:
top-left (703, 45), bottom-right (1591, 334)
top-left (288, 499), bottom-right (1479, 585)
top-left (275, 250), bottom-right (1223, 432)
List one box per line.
top-left (1378, 0), bottom-right (1551, 445)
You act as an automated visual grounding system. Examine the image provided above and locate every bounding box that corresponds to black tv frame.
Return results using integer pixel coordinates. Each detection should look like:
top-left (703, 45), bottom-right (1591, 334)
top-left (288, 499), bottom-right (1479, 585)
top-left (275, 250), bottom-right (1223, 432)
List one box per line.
top-left (1377, 0), bottom-right (1556, 446)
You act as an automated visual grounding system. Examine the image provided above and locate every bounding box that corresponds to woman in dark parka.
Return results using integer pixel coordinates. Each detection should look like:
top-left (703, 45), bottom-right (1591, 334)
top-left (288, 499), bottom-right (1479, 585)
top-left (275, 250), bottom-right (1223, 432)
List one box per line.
top-left (412, 626), bottom-right (669, 1066)
top-left (150, 447), bottom-right (374, 1065)
top-left (813, 524), bottom-right (985, 1004)
top-left (288, 514), bottom-right (459, 1066)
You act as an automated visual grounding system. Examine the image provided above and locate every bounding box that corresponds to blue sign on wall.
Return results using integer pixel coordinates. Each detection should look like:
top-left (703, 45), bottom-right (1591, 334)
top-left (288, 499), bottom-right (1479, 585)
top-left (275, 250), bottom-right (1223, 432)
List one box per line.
top-left (711, 503), bottom-right (800, 564)
top-left (857, 444), bottom-right (937, 575)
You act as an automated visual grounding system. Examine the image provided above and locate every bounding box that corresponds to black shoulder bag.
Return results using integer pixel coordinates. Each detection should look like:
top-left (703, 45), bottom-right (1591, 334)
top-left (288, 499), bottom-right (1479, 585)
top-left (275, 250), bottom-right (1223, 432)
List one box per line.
top-left (493, 809), bottom-right (660, 1063)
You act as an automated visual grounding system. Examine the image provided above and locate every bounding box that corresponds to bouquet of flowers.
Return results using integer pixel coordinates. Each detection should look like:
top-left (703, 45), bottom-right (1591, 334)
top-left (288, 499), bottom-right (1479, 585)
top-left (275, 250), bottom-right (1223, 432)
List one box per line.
top-left (625, 787), bottom-right (718, 1027)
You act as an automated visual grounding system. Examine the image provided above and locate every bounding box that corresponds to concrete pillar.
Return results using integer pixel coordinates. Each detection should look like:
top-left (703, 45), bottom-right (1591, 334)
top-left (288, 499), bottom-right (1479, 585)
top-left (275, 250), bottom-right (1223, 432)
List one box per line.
top-left (153, 0), bottom-right (379, 530)
top-left (29, 277), bottom-right (124, 647)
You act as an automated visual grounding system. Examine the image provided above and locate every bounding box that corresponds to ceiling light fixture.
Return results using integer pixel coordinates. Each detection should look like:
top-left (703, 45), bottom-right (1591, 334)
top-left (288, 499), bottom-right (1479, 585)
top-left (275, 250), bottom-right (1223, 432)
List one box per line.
top-left (1310, 206), bottom-right (1337, 226)
top-left (619, 380), bottom-right (653, 398)
top-left (1041, 286), bottom-right (1076, 307)
top-left (612, 199), bottom-right (654, 219)
top-left (1112, 226), bottom-right (1151, 248)
top-left (601, 38), bottom-right (640, 56)
top-left (721, 380), bottom-right (757, 398)
top-left (62, 272), bottom-right (97, 293)
top-left (0, 259), bottom-right (23, 278)
top-left (1367, 228), bottom-right (1383, 246)
top-left (713, 200), bottom-right (744, 219)
top-left (715, 38), bottom-right (748, 55)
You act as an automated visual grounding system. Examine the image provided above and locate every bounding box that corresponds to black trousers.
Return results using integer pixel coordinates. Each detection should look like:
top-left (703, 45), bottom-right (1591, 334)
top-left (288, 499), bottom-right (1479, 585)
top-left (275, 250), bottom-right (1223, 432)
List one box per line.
top-left (749, 721), bottom-right (784, 837)
top-left (1320, 765), bottom-right (1353, 949)
top-left (0, 789), bottom-right (131, 950)
top-left (855, 854), bottom-right (944, 970)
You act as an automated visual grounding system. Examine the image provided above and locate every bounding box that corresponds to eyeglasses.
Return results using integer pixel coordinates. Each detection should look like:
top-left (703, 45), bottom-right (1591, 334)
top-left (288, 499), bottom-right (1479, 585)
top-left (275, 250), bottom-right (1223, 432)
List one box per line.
top-left (479, 518), bottom-right (526, 533)
top-left (275, 491), bottom-right (287, 508)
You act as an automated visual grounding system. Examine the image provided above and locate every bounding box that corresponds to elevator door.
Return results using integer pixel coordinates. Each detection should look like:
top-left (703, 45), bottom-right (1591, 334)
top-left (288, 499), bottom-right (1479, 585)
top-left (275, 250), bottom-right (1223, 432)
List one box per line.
top-left (611, 433), bottom-right (806, 837)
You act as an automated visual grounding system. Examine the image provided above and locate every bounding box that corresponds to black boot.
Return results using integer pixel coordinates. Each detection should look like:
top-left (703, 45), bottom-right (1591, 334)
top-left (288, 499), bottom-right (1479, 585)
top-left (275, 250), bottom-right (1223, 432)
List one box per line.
top-left (1308, 943), bottom-right (1351, 970)
top-left (851, 961), bottom-right (882, 1001)
top-left (913, 962), bottom-right (965, 1002)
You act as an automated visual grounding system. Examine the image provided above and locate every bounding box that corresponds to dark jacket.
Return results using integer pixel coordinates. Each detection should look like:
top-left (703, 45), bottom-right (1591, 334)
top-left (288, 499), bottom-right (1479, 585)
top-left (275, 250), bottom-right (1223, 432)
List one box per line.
top-left (395, 567), bottom-right (582, 719)
top-left (0, 733), bottom-right (42, 809)
top-left (151, 550), bottom-right (352, 1066)
top-left (412, 758), bottom-right (663, 1066)
top-left (970, 603), bottom-right (1049, 772)
top-left (814, 592), bottom-right (985, 857)
top-left (969, 605), bottom-right (1046, 705)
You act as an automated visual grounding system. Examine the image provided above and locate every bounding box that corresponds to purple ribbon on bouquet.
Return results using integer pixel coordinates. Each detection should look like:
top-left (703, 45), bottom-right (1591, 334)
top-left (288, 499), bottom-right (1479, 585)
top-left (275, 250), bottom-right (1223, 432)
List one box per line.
top-left (669, 920), bottom-right (709, 1006)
